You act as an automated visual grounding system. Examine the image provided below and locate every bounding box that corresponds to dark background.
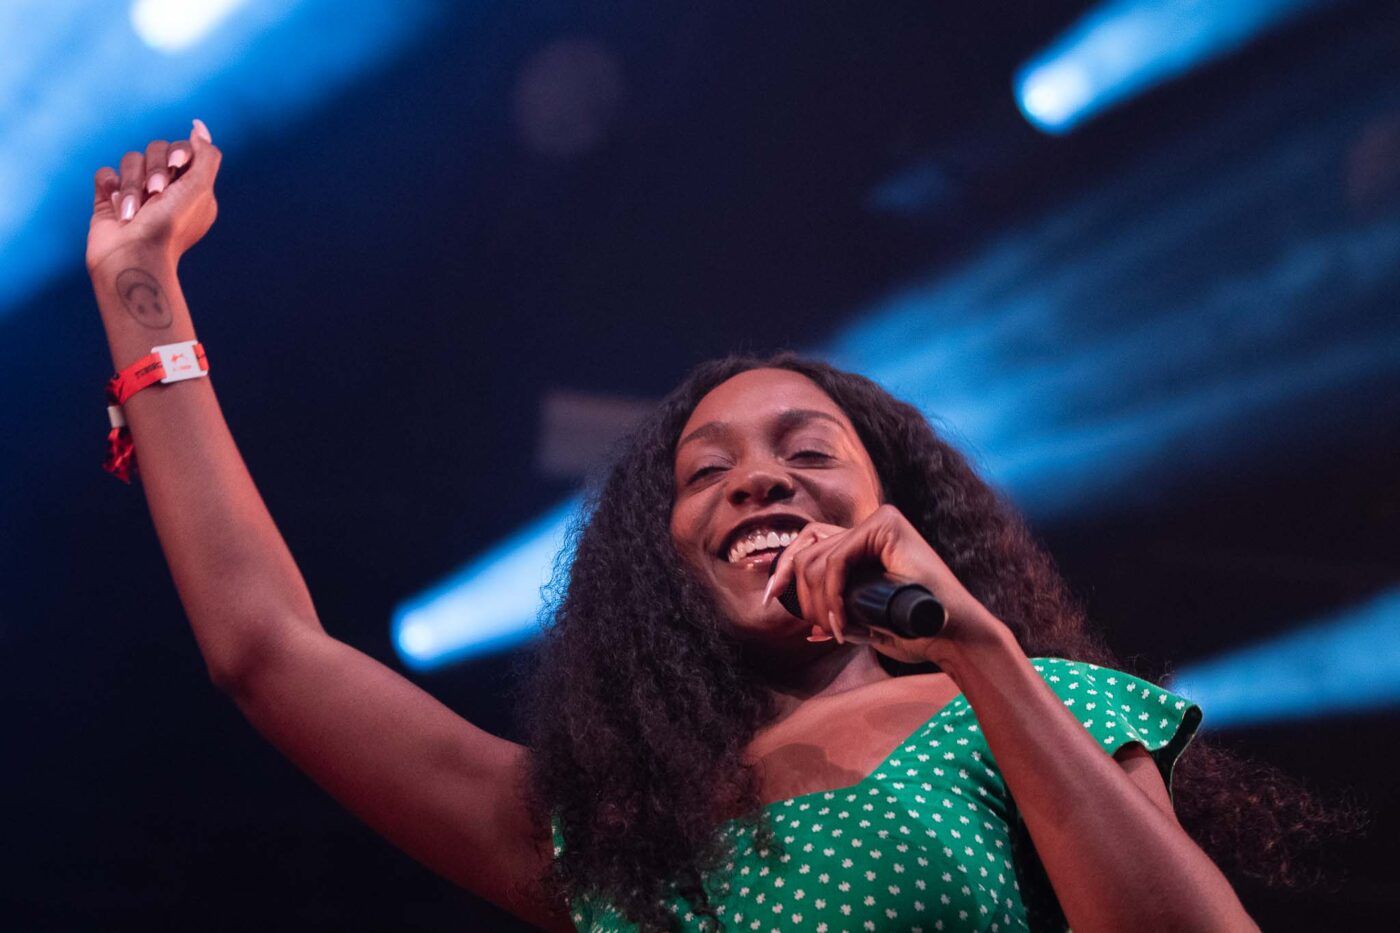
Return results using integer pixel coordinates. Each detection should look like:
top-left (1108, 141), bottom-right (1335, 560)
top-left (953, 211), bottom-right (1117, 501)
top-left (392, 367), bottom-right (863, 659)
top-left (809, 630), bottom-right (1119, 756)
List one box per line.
top-left (3, 1), bottom-right (1398, 928)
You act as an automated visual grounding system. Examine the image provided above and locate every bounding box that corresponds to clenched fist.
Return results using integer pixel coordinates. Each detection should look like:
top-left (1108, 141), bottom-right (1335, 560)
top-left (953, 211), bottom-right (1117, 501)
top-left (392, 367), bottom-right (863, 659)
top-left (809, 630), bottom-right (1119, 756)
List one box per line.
top-left (86, 118), bottom-right (222, 278)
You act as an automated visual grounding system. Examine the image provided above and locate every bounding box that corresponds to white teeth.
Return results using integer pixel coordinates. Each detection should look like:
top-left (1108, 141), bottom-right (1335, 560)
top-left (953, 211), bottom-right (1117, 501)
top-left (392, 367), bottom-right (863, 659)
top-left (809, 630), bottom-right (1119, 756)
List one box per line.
top-left (725, 525), bottom-right (805, 562)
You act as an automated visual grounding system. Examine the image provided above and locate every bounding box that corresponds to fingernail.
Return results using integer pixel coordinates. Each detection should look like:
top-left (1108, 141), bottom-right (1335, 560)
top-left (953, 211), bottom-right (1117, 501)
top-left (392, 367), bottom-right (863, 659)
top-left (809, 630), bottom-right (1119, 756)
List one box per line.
top-left (146, 173), bottom-right (167, 194)
top-left (111, 191), bottom-right (121, 214)
top-left (192, 118), bottom-right (212, 143)
top-left (120, 194), bottom-right (136, 221)
top-left (830, 611), bottom-right (844, 644)
top-left (806, 634), bottom-right (834, 643)
top-left (168, 149), bottom-right (189, 169)
top-left (762, 577), bottom-right (776, 606)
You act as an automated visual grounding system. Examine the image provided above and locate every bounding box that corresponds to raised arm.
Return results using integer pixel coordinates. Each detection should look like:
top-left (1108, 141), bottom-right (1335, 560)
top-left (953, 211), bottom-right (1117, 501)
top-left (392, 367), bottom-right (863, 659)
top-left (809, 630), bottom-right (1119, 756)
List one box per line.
top-left (87, 122), bottom-right (569, 931)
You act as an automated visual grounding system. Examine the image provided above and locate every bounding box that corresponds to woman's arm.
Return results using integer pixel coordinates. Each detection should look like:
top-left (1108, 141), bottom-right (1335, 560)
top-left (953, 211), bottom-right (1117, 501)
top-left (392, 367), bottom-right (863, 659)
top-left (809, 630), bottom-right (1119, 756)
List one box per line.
top-left (89, 131), bottom-right (318, 681)
top-left (771, 504), bottom-right (1256, 932)
top-left (88, 124), bottom-right (570, 931)
top-left (225, 624), bottom-right (570, 930)
top-left (928, 624), bottom-right (1256, 932)
top-left (93, 246), bottom-right (319, 674)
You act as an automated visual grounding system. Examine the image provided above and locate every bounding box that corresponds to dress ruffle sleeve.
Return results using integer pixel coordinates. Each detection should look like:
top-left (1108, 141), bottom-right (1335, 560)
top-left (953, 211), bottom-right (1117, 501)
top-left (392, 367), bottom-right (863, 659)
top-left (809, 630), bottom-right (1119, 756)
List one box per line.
top-left (1031, 656), bottom-right (1203, 794)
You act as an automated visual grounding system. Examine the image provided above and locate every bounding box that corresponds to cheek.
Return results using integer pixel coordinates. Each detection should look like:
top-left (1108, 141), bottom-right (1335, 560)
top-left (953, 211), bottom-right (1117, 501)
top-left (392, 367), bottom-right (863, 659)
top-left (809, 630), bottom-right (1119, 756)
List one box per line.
top-left (669, 502), bottom-right (706, 567)
top-left (813, 474), bottom-right (872, 523)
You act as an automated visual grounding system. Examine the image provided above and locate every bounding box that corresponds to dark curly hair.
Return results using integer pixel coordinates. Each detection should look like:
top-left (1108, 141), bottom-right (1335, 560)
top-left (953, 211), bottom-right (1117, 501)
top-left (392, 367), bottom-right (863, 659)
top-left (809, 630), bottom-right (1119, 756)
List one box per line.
top-left (520, 352), bottom-right (1358, 930)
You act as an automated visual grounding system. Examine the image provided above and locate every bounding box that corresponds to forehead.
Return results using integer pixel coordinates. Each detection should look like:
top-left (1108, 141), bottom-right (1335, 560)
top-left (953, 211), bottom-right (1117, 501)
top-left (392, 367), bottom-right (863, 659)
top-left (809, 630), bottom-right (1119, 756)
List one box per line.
top-left (679, 368), bottom-right (852, 440)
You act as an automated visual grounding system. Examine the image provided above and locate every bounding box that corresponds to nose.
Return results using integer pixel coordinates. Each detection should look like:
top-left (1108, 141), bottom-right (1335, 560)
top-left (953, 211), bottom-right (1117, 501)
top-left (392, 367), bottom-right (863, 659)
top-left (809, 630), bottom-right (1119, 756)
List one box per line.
top-left (727, 464), bottom-right (795, 506)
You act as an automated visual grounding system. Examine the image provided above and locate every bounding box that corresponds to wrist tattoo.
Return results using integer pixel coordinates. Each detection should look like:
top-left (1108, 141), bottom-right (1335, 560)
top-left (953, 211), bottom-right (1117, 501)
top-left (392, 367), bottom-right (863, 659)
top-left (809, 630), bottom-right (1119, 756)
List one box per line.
top-left (115, 268), bottom-right (172, 329)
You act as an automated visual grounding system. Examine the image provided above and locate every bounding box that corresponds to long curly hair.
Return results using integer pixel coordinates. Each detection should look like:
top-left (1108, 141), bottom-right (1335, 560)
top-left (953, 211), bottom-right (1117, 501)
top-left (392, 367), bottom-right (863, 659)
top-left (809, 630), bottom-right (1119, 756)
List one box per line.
top-left (520, 352), bottom-right (1357, 930)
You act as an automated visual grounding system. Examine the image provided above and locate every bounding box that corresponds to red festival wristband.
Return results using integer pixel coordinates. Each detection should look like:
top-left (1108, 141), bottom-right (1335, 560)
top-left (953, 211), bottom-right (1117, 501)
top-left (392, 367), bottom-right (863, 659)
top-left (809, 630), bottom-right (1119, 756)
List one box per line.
top-left (102, 339), bottom-right (209, 484)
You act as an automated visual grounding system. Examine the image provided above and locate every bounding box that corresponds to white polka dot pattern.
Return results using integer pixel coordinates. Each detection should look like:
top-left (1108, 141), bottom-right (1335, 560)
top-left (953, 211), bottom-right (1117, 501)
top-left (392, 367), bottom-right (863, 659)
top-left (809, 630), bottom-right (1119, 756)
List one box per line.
top-left (560, 658), bottom-right (1201, 931)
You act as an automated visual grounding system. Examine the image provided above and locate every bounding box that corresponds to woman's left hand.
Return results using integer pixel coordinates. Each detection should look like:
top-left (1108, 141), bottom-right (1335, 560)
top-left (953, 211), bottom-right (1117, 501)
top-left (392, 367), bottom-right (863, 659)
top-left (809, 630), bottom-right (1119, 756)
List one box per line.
top-left (764, 504), bottom-right (1007, 663)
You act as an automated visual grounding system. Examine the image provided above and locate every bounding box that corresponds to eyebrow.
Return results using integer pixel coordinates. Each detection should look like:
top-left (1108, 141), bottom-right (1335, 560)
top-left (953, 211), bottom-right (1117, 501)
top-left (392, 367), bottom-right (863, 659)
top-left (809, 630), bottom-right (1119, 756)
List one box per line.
top-left (677, 408), bottom-right (846, 451)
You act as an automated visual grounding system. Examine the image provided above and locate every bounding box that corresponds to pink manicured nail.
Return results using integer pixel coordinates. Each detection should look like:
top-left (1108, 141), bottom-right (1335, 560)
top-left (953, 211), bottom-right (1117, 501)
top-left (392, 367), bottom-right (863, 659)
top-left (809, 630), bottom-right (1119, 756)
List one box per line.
top-left (829, 611), bottom-right (844, 644)
top-left (192, 118), bottom-right (212, 143)
top-left (806, 634), bottom-right (834, 643)
top-left (168, 148), bottom-right (189, 169)
top-left (146, 173), bottom-right (167, 194)
top-left (110, 191), bottom-right (121, 214)
top-left (762, 577), bottom-right (776, 606)
top-left (120, 194), bottom-right (136, 221)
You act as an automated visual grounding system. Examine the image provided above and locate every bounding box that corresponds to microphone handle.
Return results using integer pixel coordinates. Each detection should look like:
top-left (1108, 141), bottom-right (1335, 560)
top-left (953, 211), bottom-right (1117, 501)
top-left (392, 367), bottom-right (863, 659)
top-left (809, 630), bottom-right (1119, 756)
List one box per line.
top-left (773, 570), bottom-right (947, 639)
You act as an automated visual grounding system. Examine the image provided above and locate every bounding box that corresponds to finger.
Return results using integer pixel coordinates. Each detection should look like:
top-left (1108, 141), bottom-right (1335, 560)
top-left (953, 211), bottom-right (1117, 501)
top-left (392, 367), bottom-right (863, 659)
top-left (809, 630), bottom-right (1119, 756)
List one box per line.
top-left (792, 543), bottom-right (819, 631)
top-left (166, 139), bottom-right (192, 173)
top-left (761, 526), bottom-right (817, 607)
top-left (92, 167), bottom-right (119, 216)
top-left (812, 534), bottom-right (858, 644)
top-left (794, 540), bottom-right (844, 644)
top-left (822, 536), bottom-right (855, 642)
top-left (144, 139), bottom-right (169, 194)
top-left (117, 150), bottom-right (144, 223)
top-left (862, 626), bottom-right (899, 654)
top-left (763, 525), bottom-right (833, 607)
top-left (185, 118), bottom-right (222, 187)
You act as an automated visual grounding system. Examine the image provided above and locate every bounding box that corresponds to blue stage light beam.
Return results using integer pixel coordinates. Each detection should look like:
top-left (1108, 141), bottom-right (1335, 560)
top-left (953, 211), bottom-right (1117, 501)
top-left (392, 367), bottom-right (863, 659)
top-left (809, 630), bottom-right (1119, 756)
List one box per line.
top-left (393, 498), bottom-right (584, 671)
top-left (0, 0), bottom-right (435, 320)
top-left (1015, 0), bottom-right (1335, 133)
top-left (393, 28), bottom-right (1400, 670)
top-left (1168, 588), bottom-right (1400, 729)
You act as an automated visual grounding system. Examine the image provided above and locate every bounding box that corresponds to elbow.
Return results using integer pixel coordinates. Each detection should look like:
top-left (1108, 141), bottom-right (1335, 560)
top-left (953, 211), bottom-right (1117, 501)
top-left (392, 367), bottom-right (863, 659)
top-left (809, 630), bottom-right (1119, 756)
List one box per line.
top-left (207, 652), bottom-right (252, 696)
top-left (206, 638), bottom-right (266, 698)
top-left (205, 617), bottom-right (303, 698)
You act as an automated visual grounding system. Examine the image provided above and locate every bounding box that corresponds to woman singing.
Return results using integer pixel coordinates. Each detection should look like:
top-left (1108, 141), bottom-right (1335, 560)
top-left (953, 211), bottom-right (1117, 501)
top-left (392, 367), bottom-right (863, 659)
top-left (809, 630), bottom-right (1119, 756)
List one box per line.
top-left (88, 122), bottom-right (1308, 931)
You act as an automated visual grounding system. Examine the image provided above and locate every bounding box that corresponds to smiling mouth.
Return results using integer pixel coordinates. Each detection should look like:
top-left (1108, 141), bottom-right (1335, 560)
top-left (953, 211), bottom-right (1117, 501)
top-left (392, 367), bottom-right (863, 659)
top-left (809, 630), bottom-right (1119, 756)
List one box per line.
top-left (721, 524), bottom-right (806, 564)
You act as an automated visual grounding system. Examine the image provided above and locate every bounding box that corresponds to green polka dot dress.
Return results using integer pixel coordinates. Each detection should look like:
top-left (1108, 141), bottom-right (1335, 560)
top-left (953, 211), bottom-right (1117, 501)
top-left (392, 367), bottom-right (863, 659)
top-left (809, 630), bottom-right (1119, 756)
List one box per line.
top-left (557, 657), bottom-right (1202, 932)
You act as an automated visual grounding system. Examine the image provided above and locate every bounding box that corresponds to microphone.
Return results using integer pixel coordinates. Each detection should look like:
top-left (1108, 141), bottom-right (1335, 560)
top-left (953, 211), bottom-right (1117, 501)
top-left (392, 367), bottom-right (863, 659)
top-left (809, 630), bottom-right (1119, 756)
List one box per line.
top-left (768, 545), bottom-right (946, 639)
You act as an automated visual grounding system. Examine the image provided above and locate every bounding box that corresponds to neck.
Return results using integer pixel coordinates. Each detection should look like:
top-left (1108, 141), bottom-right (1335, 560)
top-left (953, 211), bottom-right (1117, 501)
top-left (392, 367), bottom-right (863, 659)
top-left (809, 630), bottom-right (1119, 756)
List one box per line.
top-left (745, 639), bottom-right (892, 722)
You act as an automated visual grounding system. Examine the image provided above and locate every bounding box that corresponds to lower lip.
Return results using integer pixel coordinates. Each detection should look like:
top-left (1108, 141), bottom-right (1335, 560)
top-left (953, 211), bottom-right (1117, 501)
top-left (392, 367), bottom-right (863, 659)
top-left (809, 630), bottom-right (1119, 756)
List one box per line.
top-left (723, 550), bottom-right (780, 571)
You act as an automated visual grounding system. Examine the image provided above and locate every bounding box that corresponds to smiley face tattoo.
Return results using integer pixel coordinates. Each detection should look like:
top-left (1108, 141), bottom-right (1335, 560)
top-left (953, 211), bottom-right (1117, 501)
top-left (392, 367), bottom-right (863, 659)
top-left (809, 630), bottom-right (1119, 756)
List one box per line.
top-left (115, 268), bottom-right (172, 329)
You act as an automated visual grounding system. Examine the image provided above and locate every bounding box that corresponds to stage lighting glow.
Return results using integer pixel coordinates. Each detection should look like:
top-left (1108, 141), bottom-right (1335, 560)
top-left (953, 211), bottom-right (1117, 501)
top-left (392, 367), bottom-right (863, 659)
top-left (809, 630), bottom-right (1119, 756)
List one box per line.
top-left (1169, 588), bottom-right (1400, 729)
top-left (131, 0), bottom-right (250, 53)
top-left (1015, 0), bottom-right (1331, 133)
top-left (394, 73), bottom-right (1400, 669)
top-left (1019, 62), bottom-right (1093, 131)
top-left (392, 498), bottom-right (584, 670)
top-left (0, 0), bottom-right (434, 319)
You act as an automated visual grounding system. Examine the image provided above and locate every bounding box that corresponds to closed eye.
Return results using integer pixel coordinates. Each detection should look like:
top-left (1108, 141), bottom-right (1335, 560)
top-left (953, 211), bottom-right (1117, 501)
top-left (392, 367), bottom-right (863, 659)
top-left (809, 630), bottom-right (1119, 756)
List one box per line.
top-left (687, 465), bottom-right (724, 483)
top-left (790, 450), bottom-right (832, 461)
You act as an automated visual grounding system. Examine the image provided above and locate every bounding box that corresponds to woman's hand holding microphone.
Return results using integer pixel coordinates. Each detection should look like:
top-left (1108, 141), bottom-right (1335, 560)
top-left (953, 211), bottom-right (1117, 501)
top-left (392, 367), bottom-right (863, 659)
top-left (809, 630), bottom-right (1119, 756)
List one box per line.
top-left (762, 504), bottom-right (1013, 668)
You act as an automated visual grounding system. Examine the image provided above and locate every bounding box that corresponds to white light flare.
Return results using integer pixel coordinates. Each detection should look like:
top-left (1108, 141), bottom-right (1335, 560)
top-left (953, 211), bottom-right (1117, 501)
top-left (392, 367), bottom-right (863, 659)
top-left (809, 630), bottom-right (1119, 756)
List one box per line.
top-left (130, 0), bottom-right (250, 54)
top-left (1015, 0), bottom-right (1331, 134)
